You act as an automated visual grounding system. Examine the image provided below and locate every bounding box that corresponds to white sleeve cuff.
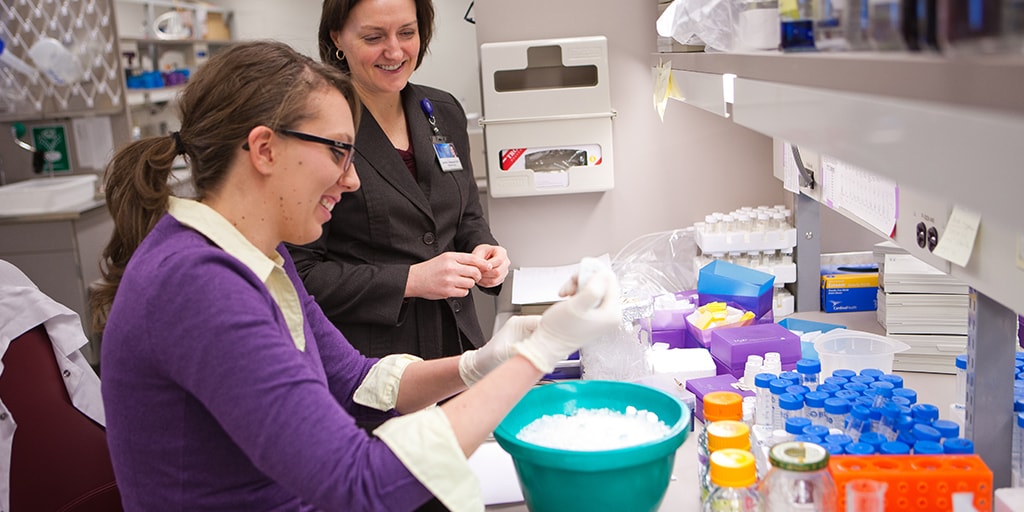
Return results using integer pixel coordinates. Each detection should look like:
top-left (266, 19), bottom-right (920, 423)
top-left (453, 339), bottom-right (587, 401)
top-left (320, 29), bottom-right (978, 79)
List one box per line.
top-left (375, 407), bottom-right (483, 512)
top-left (353, 354), bottom-right (421, 411)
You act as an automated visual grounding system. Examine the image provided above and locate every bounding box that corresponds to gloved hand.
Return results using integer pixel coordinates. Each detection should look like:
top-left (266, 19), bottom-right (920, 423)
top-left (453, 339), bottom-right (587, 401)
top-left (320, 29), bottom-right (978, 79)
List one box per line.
top-left (514, 266), bottom-right (622, 374)
top-left (458, 315), bottom-right (541, 387)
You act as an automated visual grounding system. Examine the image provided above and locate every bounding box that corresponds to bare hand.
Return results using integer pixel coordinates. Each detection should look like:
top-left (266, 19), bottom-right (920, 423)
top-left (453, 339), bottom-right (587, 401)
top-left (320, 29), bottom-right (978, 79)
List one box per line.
top-left (471, 244), bottom-right (510, 289)
top-left (407, 252), bottom-right (488, 300)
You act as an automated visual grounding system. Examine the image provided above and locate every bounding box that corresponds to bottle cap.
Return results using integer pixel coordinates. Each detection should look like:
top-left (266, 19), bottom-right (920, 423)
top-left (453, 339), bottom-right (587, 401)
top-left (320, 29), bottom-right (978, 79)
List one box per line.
top-left (754, 372), bottom-right (775, 389)
top-left (860, 368), bottom-right (884, 380)
top-left (913, 440), bottom-right (943, 455)
top-left (892, 387), bottom-right (917, 404)
top-left (779, 393), bottom-right (804, 411)
top-left (911, 403), bottom-right (939, 423)
top-left (955, 354), bottom-right (968, 370)
top-left (912, 423), bottom-right (942, 442)
top-left (832, 369), bottom-right (856, 379)
top-left (784, 417), bottom-right (812, 435)
top-left (802, 424), bottom-right (830, 438)
top-left (823, 397), bottom-right (850, 415)
top-left (796, 359), bottom-right (821, 374)
top-left (703, 391), bottom-right (743, 422)
top-left (804, 391), bottom-right (829, 408)
top-left (932, 419), bottom-right (960, 439)
top-left (844, 442), bottom-right (875, 455)
top-left (816, 383), bottom-right (841, 396)
top-left (879, 441), bottom-right (910, 455)
top-left (769, 441), bottom-right (829, 471)
top-left (942, 438), bottom-right (974, 454)
top-left (706, 420), bottom-right (751, 452)
top-left (709, 448), bottom-right (757, 488)
top-left (878, 374), bottom-right (904, 388)
top-left (823, 433), bottom-right (853, 446)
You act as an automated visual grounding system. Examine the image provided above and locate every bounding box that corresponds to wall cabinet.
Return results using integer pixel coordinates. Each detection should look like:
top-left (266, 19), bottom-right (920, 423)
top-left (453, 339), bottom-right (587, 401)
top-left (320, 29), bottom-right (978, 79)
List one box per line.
top-left (656, 50), bottom-right (1024, 488)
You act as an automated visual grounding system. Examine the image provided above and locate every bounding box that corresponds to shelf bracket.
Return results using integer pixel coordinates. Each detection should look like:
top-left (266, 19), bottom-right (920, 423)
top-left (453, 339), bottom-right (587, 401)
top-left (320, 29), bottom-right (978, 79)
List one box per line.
top-left (792, 145), bottom-right (815, 190)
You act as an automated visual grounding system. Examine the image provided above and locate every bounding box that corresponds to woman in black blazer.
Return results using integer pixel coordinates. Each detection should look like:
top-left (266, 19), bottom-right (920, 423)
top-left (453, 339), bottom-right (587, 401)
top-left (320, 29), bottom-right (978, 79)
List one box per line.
top-left (290, 0), bottom-right (510, 363)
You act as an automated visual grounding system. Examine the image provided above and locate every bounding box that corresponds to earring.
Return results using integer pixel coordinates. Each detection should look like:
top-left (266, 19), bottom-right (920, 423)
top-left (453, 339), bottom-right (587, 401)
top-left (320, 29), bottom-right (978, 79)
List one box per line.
top-left (335, 48), bottom-right (345, 62)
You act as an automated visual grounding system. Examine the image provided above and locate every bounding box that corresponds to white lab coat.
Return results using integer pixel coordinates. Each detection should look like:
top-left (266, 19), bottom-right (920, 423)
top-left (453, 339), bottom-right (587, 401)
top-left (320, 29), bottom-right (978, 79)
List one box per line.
top-left (0, 260), bottom-right (105, 512)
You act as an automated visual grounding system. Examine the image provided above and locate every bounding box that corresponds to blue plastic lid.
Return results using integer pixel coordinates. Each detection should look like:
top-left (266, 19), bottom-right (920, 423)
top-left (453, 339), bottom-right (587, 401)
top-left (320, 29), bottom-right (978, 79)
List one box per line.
top-left (804, 391), bottom-right (829, 408)
top-left (832, 369), bottom-right (856, 379)
top-left (843, 383), bottom-right (869, 394)
top-left (779, 393), bottom-right (804, 411)
top-left (891, 396), bottom-right (912, 407)
top-left (892, 387), bottom-right (918, 404)
top-left (863, 388), bottom-right (879, 399)
top-left (779, 371), bottom-right (802, 383)
top-left (859, 431), bottom-right (886, 448)
top-left (785, 417), bottom-right (813, 435)
top-left (868, 406), bottom-right (883, 422)
top-left (796, 359), bottom-right (821, 374)
top-left (878, 374), bottom-right (904, 388)
top-left (822, 443), bottom-right (845, 455)
top-left (879, 441), bottom-right (910, 455)
top-left (911, 403), bottom-right (939, 423)
top-left (943, 438), bottom-right (974, 454)
top-left (851, 375), bottom-right (876, 386)
top-left (870, 381), bottom-right (895, 397)
top-left (1014, 398), bottom-right (1024, 413)
top-left (823, 433), bottom-right (853, 446)
top-left (932, 419), bottom-right (960, 439)
top-left (835, 390), bottom-right (860, 402)
top-left (755, 373), bottom-right (776, 389)
top-left (896, 414), bottom-right (916, 433)
top-left (855, 396), bottom-right (874, 409)
top-left (913, 440), bottom-right (944, 455)
top-left (816, 383), bottom-right (841, 396)
top-left (1018, 412), bottom-right (1024, 428)
top-left (912, 423), bottom-right (942, 442)
top-left (845, 442), bottom-right (876, 455)
top-left (786, 384), bottom-right (811, 397)
top-left (0, 38), bottom-right (5, 55)
top-left (823, 397), bottom-right (850, 415)
top-left (849, 404), bottom-right (871, 421)
top-left (770, 378), bottom-right (791, 394)
top-left (955, 354), bottom-right (968, 370)
top-left (881, 402), bottom-right (902, 419)
top-left (860, 368), bottom-right (884, 380)
top-left (823, 376), bottom-right (849, 387)
top-left (803, 425), bottom-right (830, 438)
top-left (898, 430), bottom-right (917, 446)
top-left (793, 434), bottom-right (823, 444)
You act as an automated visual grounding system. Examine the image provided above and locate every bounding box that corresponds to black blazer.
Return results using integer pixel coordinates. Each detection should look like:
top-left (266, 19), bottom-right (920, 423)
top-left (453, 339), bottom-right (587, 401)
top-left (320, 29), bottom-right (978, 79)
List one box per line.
top-left (289, 83), bottom-right (500, 360)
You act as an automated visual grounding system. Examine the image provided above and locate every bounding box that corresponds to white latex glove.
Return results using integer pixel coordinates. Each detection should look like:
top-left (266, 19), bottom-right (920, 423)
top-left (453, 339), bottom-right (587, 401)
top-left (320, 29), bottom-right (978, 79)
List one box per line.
top-left (514, 266), bottom-right (622, 374)
top-left (457, 315), bottom-right (541, 387)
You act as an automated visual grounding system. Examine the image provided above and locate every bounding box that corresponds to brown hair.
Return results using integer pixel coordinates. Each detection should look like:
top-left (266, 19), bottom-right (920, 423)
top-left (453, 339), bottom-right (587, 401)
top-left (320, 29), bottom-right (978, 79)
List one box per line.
top-left (90, 40), bottom-right (359, 333)
top-left (318, 0), bottom-right (435, 73)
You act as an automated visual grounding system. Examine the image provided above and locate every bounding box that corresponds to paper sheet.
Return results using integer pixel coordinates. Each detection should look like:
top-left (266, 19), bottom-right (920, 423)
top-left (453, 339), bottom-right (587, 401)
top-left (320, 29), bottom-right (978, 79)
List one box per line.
top-left (782, 141), bottom-right (799, 193)
top-left (467, 441), bottom-right (524, 505)
top-left (820, 155), bottom-right (897, 237)
top-left (932, 205), bottom-right (981, 268)
top-left (510, 254), bottom-right (611, 305)
top-left (71, 116), bottom-right (115, 170)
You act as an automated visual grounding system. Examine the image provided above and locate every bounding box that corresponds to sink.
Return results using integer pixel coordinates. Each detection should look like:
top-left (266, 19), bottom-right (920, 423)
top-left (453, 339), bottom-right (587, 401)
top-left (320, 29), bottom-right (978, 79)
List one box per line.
top-left (0, 174), bottom-right (100, 216)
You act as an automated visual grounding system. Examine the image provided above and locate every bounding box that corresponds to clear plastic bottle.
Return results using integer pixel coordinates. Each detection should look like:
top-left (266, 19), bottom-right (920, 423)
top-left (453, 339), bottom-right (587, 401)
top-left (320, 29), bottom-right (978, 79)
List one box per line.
top-left (803, 391), bottom-right (830, 426)
top-left (744, 355), bottom-right (765, 389)
top-left (823, 397), bottom-right (850, 431)
top-left (954, 354), bottom-right (968, 407)
top-left (755, 373), bottom-right (776, 427)
top-left (703, 420), bottom-right (753, 501)
top-left (704, 449), bottom-right (761, 512)
top-left (770, 379), bottom-right (791, 429)
top-left (796, 359), bottom-right (821, 387)
top-left (843, 404), bottom-right (872, 442)
top-left (758, 441), bottom-right (837, 511)
top-left (698, 392), bottom-right (745, 502)
top-left (779, 393), bottom-right (805, 427)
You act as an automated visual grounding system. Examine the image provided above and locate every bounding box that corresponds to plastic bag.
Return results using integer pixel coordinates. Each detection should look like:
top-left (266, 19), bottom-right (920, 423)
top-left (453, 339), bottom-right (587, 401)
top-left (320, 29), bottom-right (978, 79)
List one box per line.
top-left (658, 0), bottom-right (743, 53)
top-left (610, 228), bottom-right (700, 299)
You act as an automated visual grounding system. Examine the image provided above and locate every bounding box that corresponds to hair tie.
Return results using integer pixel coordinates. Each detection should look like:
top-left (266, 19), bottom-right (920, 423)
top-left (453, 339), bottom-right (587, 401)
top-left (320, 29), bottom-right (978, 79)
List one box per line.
top-left (171, 131), bottom-right (186, 156)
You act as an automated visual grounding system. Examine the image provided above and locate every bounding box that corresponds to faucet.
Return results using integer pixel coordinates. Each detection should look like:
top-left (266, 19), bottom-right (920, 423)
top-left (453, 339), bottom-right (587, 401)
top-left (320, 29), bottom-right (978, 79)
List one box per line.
top-left (10, 122), bottom-right (48, 175)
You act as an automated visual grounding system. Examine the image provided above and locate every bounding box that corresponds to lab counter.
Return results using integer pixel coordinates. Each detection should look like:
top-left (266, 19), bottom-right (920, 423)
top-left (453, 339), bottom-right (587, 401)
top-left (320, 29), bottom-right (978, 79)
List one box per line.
top-left (480, 311), bottom-right (957, 511)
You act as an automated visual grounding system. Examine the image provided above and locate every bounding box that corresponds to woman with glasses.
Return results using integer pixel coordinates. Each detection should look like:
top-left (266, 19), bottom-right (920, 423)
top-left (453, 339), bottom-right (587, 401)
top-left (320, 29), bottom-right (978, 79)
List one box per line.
top-left (288, 0), bottom-right (510, 369)
top-left (91, 40), bottom-right (621, 511)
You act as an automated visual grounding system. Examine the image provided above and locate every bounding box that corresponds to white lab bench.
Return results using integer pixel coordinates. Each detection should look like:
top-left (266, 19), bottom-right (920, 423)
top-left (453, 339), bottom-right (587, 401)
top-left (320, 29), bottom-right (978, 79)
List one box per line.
top-left (482, 310), bottom-right (957, 511)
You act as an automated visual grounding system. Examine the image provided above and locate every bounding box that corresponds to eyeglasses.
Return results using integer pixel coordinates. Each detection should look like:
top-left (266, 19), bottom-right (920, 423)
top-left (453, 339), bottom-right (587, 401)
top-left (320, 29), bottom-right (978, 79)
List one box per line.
top-left (280, 129), bottom-right (355, 171)
top-left (242, 128), bottom-right (355, 171)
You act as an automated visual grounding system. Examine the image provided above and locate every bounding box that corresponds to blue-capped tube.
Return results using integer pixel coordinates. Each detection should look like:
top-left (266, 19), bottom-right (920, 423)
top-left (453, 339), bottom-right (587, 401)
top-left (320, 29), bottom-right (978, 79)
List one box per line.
top-left (932, 419), bottom-right (960, 440)
top-left (913, 440), bottom-right (944, 455)
top-left (754, 372), bottom-right (775, 427)
top-left (878, 373), bottom-right (903, 388)
top-left (942, 438), bottom-right (974, 454)
top-left (844, 404), bottom-right (872, 442)
top-left (803, 391), bottom-right (829, 426)
top-left (892, 387), bottom-right (917, 405)
top-left (832, 369), bottom-right (856, 380)
top-left (877, 402), bottom-right (902, 441)
top-left (769, 378), bottom-right (791, 429)
top-left (869, 381), bottom-right (895, 409)
top-left (823, 397), bottom-right (850, 431)
top-left (845, 442), bottom-right (876, 455)
top-left (796, 358), bottom-right (821, 387)
top-left (912, 423), bottom-right (942, 443)
top-left (880, 440), bottom-right (911, 455)
top-left (778, 393), bottom-right (804, 428)
top-left (816, 383), bottom-right (841, 397)
top-left (911, 403), bottom-right (939, 425)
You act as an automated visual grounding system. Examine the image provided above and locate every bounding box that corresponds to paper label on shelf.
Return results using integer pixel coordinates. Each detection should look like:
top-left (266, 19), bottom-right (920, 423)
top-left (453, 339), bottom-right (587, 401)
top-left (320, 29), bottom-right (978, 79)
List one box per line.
top-left (782, 141), bottom-right (799, 193)
top-left (72, 116), bottom-right (114, 170)
top-left (820, 155), bottom-right (897, 237)
top-left (932, 205), bottom-right (981, 268)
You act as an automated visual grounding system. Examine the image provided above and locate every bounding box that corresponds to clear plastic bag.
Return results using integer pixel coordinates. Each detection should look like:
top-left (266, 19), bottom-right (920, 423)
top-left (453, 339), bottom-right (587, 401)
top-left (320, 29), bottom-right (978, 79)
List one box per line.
top-left (658, 0), bottom-right (743, 53)
top-left (610, 227), bottom-right (700, 299)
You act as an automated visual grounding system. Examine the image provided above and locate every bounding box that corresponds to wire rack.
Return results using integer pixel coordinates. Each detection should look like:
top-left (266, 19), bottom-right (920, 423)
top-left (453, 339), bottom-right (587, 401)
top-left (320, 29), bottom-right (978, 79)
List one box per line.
top-left (1, 0), bottom-right (123, 120)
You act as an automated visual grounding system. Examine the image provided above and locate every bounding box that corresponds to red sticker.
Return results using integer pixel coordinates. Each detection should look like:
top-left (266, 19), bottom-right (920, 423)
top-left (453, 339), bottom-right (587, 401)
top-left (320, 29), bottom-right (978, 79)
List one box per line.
top-left (500, 148), bottom-right (526, 170)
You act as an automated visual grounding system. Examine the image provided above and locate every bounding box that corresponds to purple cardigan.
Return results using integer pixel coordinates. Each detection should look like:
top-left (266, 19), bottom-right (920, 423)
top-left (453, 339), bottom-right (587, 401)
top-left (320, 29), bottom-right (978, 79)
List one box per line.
top-left (101, 215), bottom-right (434, 511)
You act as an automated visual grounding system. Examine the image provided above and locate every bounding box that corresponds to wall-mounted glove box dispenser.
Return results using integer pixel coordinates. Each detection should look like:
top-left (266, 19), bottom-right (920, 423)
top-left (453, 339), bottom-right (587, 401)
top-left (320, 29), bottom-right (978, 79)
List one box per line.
top-left (480, 36), bottom-right (615, 198)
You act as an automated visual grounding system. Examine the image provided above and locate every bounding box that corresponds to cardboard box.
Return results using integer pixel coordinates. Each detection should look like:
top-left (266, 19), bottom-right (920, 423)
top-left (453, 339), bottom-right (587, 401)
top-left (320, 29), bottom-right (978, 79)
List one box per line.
top-left (821, 267), bottom-right (878, 313)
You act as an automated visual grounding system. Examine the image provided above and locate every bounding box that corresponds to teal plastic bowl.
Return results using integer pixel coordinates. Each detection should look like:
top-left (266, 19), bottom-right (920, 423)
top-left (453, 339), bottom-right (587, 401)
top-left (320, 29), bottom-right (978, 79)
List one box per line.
top-left (493, 380), bottom-right (691, 512)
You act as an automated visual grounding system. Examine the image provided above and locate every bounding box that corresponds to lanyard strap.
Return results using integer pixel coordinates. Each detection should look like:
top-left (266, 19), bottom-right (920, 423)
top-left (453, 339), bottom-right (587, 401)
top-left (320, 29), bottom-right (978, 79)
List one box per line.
top-left (419, 98), bottom-right (441, 136)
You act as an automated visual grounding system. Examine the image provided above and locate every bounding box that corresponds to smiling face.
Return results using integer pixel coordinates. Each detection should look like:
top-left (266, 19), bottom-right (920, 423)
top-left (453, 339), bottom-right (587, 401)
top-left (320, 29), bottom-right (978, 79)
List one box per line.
top-left (274, 87), bottom-right (360, 246)
top-left (331, 0), bottom-right (420, 99)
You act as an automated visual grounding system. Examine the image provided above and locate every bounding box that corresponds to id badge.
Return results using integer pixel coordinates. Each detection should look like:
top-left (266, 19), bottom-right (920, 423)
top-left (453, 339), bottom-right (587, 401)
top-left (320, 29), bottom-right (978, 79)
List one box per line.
top-left (431, 136), bottom-right (463, 172)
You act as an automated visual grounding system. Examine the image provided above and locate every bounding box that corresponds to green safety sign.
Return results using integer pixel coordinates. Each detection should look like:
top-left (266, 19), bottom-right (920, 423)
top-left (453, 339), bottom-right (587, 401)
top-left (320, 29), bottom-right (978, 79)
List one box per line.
top-left (31, 125), bottom-right (71, 172)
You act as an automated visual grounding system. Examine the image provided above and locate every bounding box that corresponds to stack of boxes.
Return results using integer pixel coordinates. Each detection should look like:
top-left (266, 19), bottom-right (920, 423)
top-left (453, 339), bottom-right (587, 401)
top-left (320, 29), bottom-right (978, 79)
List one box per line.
top-left (874, 242), bottom-right (969, 373)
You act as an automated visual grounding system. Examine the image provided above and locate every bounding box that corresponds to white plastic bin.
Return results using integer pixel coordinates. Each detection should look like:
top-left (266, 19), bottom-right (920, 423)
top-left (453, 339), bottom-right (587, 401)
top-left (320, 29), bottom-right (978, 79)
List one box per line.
top-left (813, 328), bottom-right (910, 377)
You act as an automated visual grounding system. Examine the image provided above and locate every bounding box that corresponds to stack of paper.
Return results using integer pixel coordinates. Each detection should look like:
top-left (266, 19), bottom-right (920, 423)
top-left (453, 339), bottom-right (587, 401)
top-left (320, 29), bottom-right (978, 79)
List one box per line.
top-left (874, 242), bottom-right (968, 373)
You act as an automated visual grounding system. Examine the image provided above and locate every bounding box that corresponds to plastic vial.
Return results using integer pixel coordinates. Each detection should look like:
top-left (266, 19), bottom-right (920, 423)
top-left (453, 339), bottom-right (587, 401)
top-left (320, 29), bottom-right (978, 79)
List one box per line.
top-left (955, 354), bottom-right (968, 407)
top-left (816, 383), bottom-right (841, 397)
top-left (869, 381), bottom-right (894, 409)
top-left (786, 385), bottom-right (811, 398)
top-left (850, 374), bottom-right (876, 386)
top-left (698, 392), bottom-right (745, 503)
top-left (879, 440), bottom-right (910, 455)
top-left (834, 390), bottom-right (860, 404)
top-left (892, 387), bottom-right (917, 405)
top-left (911, 403), bottom-right (939, 425)
top-left (877, 373), bottom-right (903, 388)
top-left (911, 423), bottom-right (941, 444)
top-left (796, 359), bottom-right (821, 387)
top-left (779, 371), bottom-right (802, 385)
top-left (743, 396), bottom-right (757, 426)
top-left (779, 247), bottom-right (793, 264)
top-left (877, 402), bottom-right (902, 441)
top-left (942, 438), bottom-right (974, 454)
top-left (803, 391), bottom-right (830, 426)
top-left (785, 417), bottom-right (813, 439)
top-left (1013, 412), bottom-right (1024, 487)
top-left (823, 376), bottom-right (849, 388)
top-left (705, 214), bottom-right (719, 234)
top-left (858, 431), bottom-right (887, 452)
top-left (843, 404), bottom-right (871, 442)
top-left (831, 369), bottom-right (856, 380)
top-left (737, 212), bottom-right (753, 233)
top-left (755, 373), bottom-right (776, 427)
top-left (770, 379), bottom-right (792, 429)
top-left (823, 398), bottom-right (850, 432)
top-left (779, 393), bottom-right (805, 427)
top-left (703, 449), bottom-right (761, 512)
top-left (744, 355), bottom-right (765, 389)
top-left (702, 420), bottom-right (753, 502)
top-left (758, 441), bottom-right (836, 512)
top-left (755, 212), bottom-right (771, 232)
top-left (722, 214), bottom-right (737, 233)
top-left (764, 353), bottom-right (783, 376)
top-left (932, 419), bottom-right (960, 440)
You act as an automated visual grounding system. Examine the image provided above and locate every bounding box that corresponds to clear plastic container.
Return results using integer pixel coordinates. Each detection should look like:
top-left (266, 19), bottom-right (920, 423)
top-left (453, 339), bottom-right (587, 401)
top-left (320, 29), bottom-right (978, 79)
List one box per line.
top-left (812, 330), bottom-right (910, 378)
top-left (702, 420), bottom-right (753, 501)
top-left (704, 449), bottom-right (761, 511)
top-left (955, 354), bottom-right (968, 407)
top-left (758, 441), bottom-right (836, 511)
